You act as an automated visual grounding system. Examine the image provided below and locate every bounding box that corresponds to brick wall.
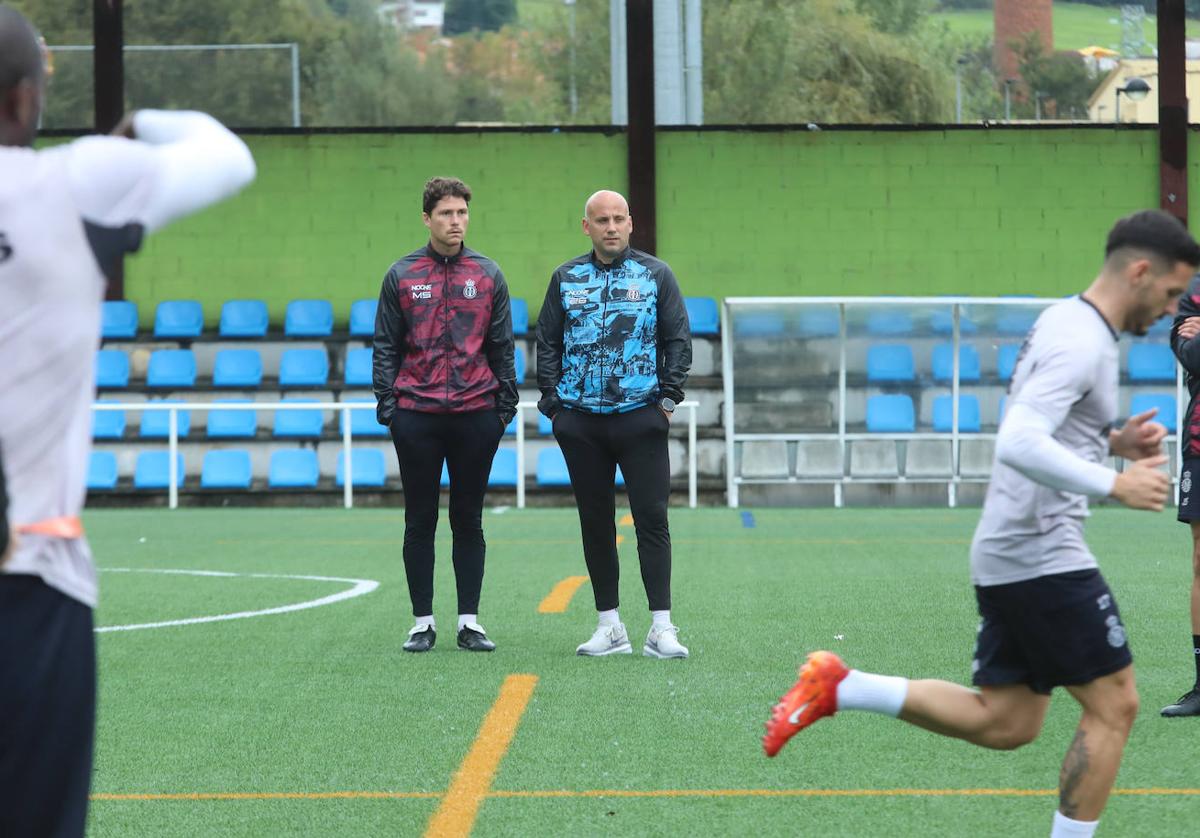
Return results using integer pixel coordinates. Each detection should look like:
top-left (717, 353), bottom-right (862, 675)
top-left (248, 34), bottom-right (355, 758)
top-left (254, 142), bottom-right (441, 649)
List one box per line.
top-left (124, 127), bottom-right (1171, 325)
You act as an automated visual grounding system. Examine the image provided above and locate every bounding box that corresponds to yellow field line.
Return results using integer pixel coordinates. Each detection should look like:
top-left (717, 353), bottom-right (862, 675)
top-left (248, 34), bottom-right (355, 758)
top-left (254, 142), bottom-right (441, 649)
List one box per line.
top-left (91, 787), bottom-right (1200, 803)
top-left (619, 513), bottom-right (634, 527)
top-left (424, 674), bottom-right (538, 838)
top-left (537, 576), bottom-right (590, 613)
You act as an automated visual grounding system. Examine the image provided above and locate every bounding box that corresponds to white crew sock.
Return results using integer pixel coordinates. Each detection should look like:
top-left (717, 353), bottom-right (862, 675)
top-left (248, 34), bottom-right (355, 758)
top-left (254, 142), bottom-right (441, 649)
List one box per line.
top-left (834, 670), bottom-right (909, 717)
top-left (458, 614), bottom-right (477, 631)
top-left (651, 610), bottom-right (672, 628)
top-left (414, 615), bottom-right (434, 629)
top-left (598, 609), bottom-right (621, 627)
top-left (1050, 811), bottom-right (1098, 837)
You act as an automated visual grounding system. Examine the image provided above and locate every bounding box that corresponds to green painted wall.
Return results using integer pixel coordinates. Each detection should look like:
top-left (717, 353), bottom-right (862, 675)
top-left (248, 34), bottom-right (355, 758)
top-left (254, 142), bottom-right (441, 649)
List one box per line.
top-left (125, 127), bottom-right (1176, 326)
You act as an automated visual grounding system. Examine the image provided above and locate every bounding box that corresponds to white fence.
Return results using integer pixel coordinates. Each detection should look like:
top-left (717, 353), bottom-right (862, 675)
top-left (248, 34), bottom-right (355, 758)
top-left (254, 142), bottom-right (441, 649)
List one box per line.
top-left (91, 400), bottom-right (700, 509)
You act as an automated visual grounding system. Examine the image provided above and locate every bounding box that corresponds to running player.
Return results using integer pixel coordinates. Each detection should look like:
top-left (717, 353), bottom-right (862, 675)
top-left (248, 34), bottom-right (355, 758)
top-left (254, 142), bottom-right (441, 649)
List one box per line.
top-left (763, 210), bottom-right (1200, 838)
top-left (0, 6), bottom-right (256, 835)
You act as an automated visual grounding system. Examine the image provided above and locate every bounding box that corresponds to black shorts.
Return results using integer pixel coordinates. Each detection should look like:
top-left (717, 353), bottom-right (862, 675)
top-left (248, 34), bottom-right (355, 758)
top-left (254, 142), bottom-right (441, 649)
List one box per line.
top-left (0, 574), bottom-right (96, 838)
top-left (1178, 457), bottom-right (1200, 523)
top-left (972, 569), bottom-right (1132, 695)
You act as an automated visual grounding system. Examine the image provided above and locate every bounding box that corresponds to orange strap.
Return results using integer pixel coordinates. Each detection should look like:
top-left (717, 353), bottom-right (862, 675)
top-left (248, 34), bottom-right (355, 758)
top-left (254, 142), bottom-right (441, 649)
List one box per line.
top-left (16, 515), bottom-right (84, 539)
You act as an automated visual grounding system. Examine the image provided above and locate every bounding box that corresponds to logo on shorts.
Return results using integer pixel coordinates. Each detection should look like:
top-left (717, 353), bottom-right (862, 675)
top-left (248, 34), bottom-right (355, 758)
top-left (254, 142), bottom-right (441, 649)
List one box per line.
top-left (1183, 471), bottom-right (1192, 494)
top-left (1105, 615), bottom-right (1127, 648)
top-left (1097, 594), bottom-right (1111, 610)
top-left (463, 279), bottom-right (477, 299)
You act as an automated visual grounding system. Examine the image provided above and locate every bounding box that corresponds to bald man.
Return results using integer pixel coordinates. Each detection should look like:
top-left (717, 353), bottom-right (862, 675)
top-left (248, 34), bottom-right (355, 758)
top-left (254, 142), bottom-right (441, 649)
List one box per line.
top-left (0, 6), bottom-right (255, 835)
top-left (535, 190), bottom-right (692, 659)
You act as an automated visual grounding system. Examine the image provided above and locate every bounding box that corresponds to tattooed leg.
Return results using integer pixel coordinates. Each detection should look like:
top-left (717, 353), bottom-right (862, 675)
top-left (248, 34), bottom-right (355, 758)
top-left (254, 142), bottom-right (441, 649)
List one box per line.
top-left (1060, 666), bottom-right (1139, 821)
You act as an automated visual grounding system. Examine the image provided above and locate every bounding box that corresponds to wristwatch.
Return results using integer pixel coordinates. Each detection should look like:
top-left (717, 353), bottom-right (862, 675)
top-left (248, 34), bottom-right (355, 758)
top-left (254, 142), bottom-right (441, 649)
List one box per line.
top-left (659, 397), bottom-right (676, 414)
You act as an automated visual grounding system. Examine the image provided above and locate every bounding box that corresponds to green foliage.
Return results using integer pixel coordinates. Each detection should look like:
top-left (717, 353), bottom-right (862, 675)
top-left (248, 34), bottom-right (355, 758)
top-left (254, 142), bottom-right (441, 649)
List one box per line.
top-left (1013, 31), bottom-right (1099, 119)
top-left (703, 0), bottom-right (951, 124)
top-left (443, 0), bottom-right (518, 36)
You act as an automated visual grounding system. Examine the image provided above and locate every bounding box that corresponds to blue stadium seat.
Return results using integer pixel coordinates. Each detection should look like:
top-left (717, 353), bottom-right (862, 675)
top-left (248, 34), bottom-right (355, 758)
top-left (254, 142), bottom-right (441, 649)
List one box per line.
top-left (1127, 344), bottom-right (1176, 382)
top-left (736, 311), bottom-right (786, 337)
top-left (140, 400), bottom-right (191, 438)
top-left (268, 449), bottom-right (320, 488)
top-left (932, 395), bottom-right (982, 433)
top-left (219, 300), bottom-right (269, 338)
top-left (866, 309), bottom-right (913, 336)
top-left (339, 398), bottom-right (388, 437)
top-left (337, 448), bottom-right (387, 487)
top-left (1146, 315), bottom-right (1172, 337)
top-left (206, 399), bottom-right (258, 439)
top-left (996, 343), bottom-right (1021, 381)
top-left (92, 405), bottom-right (126, 439)
top-left (440, 461), bottom-right (450, 488)
top-left (866, 344), bottom-right (915, 383)
top-left (504, 415), bottom-right (519, 436)
top-left (146, 349), bottom-right (196, 388)
top-left (930, 307), bottom-right (978, 335)
top-left (489, 448), bottom-right (518, 487)
top-left (797, 308), bottom-right (840, 338)
top-left (349, 299), bottom-right (378, 337)
top-left (87, 451), bottom-right (118, 490)
top-left (212, 349), bottom-right (263, 388)
top-left (996, 307), bottom-right (1038, 336)
top-left (343, 347), bottom-right (373, 387)
top-left (514, 347), bottom-right (526, 385)
top-left (273, 399), bottom-right (324, 438)
top-left (685, 297), bottom-right (719, 336)
top-left (285, 299), bottom-right (333, 337)
top-left (1130, 392), bottom-right (1178, 434)
top-left (201, 450), bottom-right (252, 489)
top-left (865, 394), bottom-right (915, 433)
top-left (616, 465), bottom-right (625, 487)
top-left (96, 350), bottom-right (130, 388)
top-left (154, 300), bottom-right (204, 338)
top-left (510, 298), bottom-right (529, 335)
top-left (538, 413), bottom-right (554, 435)
top-left (101, 300), bottom-right (138, 339)
top-left (536, 447), bottom-right (572, 486)
top-left (279, 348), bottom-right (329, 387)
top-left (931, 343), bottom-right (981, 383)
top-left (134, 451), bottom-right (185, 489)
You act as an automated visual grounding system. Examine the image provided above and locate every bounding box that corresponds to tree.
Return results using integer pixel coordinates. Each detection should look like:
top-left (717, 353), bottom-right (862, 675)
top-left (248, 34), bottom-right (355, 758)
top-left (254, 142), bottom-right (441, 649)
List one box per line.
top-left (443, 0), bottom-right (517, 36)
top-left (1013, 33), bottom-right (1098, 119)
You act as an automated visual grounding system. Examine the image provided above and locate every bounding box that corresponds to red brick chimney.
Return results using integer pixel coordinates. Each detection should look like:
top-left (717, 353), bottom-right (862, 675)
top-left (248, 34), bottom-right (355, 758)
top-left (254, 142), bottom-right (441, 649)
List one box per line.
top-left (994, 0), bottom-right (1053, 82)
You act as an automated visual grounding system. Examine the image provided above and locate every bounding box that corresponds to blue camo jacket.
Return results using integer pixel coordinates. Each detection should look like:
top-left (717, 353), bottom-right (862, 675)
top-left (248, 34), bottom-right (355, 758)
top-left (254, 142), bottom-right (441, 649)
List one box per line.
top-left (535, 247), bottom-right (691, 415)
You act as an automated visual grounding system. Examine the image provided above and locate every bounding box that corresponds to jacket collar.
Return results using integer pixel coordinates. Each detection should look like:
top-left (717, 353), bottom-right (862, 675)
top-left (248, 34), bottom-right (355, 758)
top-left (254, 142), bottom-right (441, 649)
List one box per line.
top-left (426, 242), bottom-right (466, 265)
top-left (590, 246), bottom-right (631, 270)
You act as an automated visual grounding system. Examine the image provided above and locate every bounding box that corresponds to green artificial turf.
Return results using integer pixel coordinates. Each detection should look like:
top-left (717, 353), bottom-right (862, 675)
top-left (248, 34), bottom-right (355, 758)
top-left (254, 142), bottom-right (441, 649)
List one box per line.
top-left (81, 507), bottom-right (1200, 836)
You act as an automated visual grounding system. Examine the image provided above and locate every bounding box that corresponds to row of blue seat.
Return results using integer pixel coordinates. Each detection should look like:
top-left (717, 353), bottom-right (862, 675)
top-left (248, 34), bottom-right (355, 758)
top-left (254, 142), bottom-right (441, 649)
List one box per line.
top-left (86, 447), bottom-right (607, 491)
top-left (732, 307), bottom-right (1172, 339)
top-left (867, 342), bottom-right (1178, 385)
top-left (97, 347), bottom-right (529, 390)
top-left (865, 392), bottom-right (1179, 434)
top-left (92, 400), bottom-right (561, 441)
top-left (102, 297), bottom-right (728, 341)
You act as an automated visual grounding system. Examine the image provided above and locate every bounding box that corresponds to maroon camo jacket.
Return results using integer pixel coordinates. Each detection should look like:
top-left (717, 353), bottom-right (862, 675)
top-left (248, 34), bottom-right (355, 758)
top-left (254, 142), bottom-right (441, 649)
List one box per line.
top-left (371, 244), bottom-right (517, 424)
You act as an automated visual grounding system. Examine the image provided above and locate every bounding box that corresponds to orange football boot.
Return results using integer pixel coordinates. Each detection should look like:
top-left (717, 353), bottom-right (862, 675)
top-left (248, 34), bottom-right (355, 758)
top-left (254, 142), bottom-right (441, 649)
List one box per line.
top-left (763, 651), bottom-right (850, 757)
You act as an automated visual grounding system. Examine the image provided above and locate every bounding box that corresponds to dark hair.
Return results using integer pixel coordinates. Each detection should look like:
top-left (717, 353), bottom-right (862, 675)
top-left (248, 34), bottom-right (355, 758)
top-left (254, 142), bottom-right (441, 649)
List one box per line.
top-left (422, 177), bottom-right (471, 215)
top-left (1105, 209), bottom-right (1200, 268)
top-left (0, 5), bottom-right (44, 93)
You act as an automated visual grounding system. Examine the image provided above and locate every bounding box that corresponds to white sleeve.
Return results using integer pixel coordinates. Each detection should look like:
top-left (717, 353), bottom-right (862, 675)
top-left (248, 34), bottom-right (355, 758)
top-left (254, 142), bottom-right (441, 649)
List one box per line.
top-left (63, 110), bottom-right (255, 234)
top-left (995, 341), bottom-right (1117, 497)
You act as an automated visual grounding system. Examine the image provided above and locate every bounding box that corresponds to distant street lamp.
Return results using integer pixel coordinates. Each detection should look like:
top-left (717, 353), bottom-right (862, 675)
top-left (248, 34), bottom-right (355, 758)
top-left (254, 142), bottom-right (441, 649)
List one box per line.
top-left (1003, 78), bottom-right (1016, 122)
top-left (1115, 76), bottom-right (1151, 123)
top-left (954, 56), bottom-right (968, 124)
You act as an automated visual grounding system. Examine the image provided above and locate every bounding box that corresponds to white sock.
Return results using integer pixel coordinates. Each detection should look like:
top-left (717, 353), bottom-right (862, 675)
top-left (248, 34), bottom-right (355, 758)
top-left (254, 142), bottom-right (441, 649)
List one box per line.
top-left (598, 609), bottom-right (620, 627)
top-left (834, 670), bottom-right (908, 717)
top-left (1050, 811), bottom-right (1098, 837)
top-left (651, 610), bottom-right (672, 628)
top-left (458, 614), bottom-right (477, 630)
top-left (414, 615), bottom-right (434, 629)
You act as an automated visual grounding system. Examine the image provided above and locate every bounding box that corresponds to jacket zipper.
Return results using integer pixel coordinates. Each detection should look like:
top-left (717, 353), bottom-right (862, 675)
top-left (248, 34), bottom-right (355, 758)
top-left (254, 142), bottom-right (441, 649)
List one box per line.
top-left (444, 259), bottom-right (452, 407)
top-left (598, 265), bottom-right (611, 411)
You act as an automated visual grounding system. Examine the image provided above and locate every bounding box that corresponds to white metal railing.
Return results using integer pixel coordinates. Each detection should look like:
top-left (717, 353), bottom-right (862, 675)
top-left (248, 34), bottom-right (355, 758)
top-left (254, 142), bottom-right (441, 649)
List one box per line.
top-left (721, 296), bottom-right (1184, 508)
top-left (91, 399), bottom-right (700, 510)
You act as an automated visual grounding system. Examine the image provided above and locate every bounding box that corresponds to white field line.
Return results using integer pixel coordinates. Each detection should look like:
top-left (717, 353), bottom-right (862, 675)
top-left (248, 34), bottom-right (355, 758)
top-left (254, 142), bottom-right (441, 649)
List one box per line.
top-left (95, 568), bottom-right (380, 633)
